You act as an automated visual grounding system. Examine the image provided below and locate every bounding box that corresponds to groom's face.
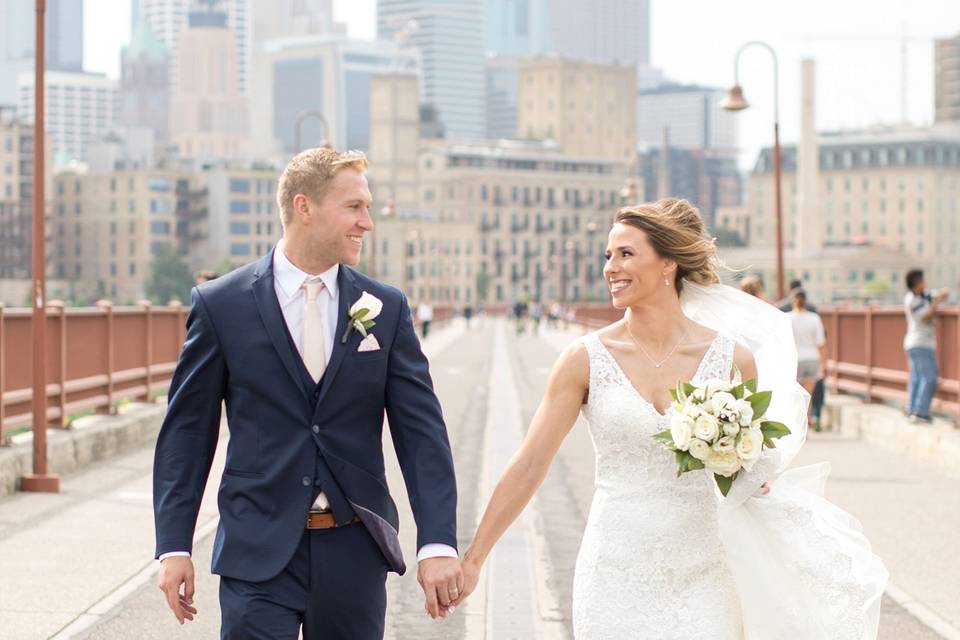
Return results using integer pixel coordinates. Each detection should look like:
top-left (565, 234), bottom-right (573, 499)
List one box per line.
top-left (303, 169), bottom-right (374, 266)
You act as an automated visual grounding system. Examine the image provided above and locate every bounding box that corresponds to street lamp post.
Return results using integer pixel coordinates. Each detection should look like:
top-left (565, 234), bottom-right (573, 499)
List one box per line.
top-left (293, 110), bottom-right (330, 153)
top-left (22, 0), bottom-right (59, 493)
top-left (721, 40), bottom-right (785, 300)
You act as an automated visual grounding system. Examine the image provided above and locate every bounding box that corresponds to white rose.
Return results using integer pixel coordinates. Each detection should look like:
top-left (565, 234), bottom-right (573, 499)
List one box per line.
top-left (669, 414), bottom-right (694, 451)
top-left (705, 449), bottom-right (742, 477)
top-left (682, 402), bottom-right (702, 419)
top-left (704, 378), bottom-right (732, 397)
top-left (688, 438), bottom-right (710, 461)
top-left (709, 391), bottom-right (736, 416)
top-left (722, 421), bottom-right (741, 437)
top-left (692, 387), bottom-right (707, 402)
top-left (349, 291), bottom-right (383, 320)
top-left (712, 435), bottom-right (736, 453)
top-left (736, 427), bottom-right (764, 471)
top-left (693, 413), bottom-right (720, 442)
top-left (736, 400), bottom-right (754, 426)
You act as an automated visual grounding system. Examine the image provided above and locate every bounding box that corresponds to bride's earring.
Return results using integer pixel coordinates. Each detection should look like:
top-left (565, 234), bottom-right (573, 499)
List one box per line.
top-left (664, 276), bottom-right (670, 287)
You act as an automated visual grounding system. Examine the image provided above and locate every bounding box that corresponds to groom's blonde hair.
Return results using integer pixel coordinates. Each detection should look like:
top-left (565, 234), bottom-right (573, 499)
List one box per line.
top-left (615, 198), bottom-right (721, 293)
top-left (277, 147), bottom-right (368, 227)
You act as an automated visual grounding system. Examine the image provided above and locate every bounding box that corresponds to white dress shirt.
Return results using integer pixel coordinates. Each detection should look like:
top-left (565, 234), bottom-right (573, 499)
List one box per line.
top-left (160, 242), bottom-right (456, 563)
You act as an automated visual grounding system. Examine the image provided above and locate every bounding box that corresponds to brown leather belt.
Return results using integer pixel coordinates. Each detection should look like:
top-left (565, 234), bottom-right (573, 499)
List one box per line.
top-left (306, 511), bottom-right (361, 530)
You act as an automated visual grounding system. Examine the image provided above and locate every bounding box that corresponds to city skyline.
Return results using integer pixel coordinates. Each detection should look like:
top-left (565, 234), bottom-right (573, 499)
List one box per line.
top-left (78, 0), bottom-right (960, 167)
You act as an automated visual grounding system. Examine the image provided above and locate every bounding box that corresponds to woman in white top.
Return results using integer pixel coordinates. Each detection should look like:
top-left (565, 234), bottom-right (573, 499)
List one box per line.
top-left (788, 291), bottom-right (826, 424)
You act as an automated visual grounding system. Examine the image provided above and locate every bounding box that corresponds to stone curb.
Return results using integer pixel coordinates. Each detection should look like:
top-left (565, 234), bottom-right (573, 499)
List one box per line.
top-left (0, 401), bottom-right (166, 497)
top-left (824, 395), bottom-right (960, 480)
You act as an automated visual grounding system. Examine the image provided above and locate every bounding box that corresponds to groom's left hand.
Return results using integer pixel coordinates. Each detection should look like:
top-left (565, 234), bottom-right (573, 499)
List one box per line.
top-left (418, 557), bottom-right (463, 619)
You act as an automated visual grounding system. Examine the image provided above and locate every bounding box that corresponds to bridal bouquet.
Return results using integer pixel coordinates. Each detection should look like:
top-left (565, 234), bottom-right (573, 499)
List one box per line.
top-left (653, 374), bottom-right (791, 496)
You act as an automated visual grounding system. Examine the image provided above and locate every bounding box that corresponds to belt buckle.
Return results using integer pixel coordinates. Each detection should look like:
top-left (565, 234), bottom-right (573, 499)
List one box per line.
top-left (306, 508), bottom-right (332, 529)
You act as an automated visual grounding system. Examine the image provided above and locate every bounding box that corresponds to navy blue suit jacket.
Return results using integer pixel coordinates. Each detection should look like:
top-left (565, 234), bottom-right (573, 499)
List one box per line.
top-left (153, 251), bottom-right (457, 581)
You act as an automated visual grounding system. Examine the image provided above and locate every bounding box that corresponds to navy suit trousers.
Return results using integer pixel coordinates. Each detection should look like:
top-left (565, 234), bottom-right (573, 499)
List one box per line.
top-left (219, 522), bottom-right (388, 639)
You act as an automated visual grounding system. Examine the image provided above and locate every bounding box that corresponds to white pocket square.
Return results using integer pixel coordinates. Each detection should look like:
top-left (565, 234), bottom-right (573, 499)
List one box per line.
top-left (357, 334), bottom-right (380, 352)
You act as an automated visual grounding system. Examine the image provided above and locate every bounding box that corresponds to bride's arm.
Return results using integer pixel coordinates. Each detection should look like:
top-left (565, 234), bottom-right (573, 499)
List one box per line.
top-left (454, 341), bottom-right (589, 604)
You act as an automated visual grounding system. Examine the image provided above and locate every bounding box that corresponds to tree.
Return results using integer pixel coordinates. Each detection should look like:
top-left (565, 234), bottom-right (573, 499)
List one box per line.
top-left (146, 244), bottom-right (194, 304)
top-left (476, 271), bottom-right (492, 303)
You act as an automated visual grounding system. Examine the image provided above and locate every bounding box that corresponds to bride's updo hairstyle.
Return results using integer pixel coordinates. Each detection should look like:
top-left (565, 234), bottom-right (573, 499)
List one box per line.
top-left (615, 198), bottom-right (720, 294)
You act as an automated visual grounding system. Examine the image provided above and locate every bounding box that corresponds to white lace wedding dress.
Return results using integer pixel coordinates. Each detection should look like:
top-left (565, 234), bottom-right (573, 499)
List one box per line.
top-left (573, 331), bottom-right (743, 639)
top-left (571, 281), bottom-right (888, 640)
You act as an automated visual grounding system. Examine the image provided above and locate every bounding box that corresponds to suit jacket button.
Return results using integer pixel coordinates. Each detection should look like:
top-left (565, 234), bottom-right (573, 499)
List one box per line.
top-left (312, 424), bottom-right (320, 434)
top-left (301, 476), bottom-right (311, 487)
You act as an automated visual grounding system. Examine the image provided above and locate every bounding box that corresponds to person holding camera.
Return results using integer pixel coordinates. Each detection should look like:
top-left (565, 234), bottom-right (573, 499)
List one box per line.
top-left (903, 269), bottom-right (948, 424)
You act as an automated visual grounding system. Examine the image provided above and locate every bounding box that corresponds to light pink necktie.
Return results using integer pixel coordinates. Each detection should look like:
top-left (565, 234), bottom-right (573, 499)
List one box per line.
top-left (302, 281), bottom-right (326, 383)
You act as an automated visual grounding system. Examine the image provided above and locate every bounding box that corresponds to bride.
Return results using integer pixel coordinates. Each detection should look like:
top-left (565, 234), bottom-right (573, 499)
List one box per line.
top-left (453, 198), bottom-right (887, 639)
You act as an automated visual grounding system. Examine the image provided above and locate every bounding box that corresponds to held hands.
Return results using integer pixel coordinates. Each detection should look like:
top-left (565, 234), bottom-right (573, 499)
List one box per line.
top-left (157, 556), bottom-right (198, 624)
top-left (934, 288), bottom-right (950, 303)
top-left (417, 556), bottom-right (464, 619)
top-left (449, 556), bottom-right (481, 609)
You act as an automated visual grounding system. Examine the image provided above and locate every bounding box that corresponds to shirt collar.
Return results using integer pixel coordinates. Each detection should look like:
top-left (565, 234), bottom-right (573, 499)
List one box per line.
top-left (272, 239), bottom-right (340, 300)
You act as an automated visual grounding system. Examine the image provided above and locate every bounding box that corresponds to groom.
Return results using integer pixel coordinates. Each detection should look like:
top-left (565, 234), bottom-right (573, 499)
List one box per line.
top-left (153, 147), bottom-right (461, 638)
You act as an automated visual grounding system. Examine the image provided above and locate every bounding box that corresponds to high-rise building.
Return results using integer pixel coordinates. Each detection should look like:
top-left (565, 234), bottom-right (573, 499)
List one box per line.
top-left (168, 4), bottom-right (248, 160)
top-left (518, 57), bottom-right (636, 161)
top-left (485, 0), bottom-right (649, 67)
top-left (378, 0), bottom-right (486, 139)
top-left (637, 84), bottom-right (739, 153)
top-left (249, 34), bottom-right (420, 156)
top-left (935, 32), bottom-right (960, 124)
top-left (0, 107), bottom-right (38, 280)
top-left (120, 16), bottom-right (169, 142)
top-left (138, 0), bottom-right (251, 94)
top-left (0, 0), bottom-right (84, 103)
top-left (16, 70), bottom-right (119, 166)
top-left (485, 55), bottom-right (520, 139)
top-left (252, 0), bottom-right (346, 43)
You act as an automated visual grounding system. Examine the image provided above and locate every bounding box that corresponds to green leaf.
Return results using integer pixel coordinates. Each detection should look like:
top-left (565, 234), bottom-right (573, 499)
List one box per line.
top-left (675, 450), bottom-right (687, 477)
top-left (669, 388), bottom-right (679, 402)
top-left (730, 383), bottom-right (744, 400)
top-left (355, 320), bottom-right (368, 338)
top-left (682, 382), bottom-right (697, 397)
top-left (744, 378), bottom-right (758, 393)
top-left (362, 320), bottom-right (376, 330)
top-left (748, 390), bottom-right (772, 417)
top-left (687, 458), bottom-right (705, 471)
top-left (653, 429), bottom-right (674, 445)
top-left (352, 308), bottom-right (370, 321)
top-left (760, 420), bottom-right (791, 439)
top-left (714, 473), bottom-right (734, 496)
top-left (763, 436), bottom-right (778, 449)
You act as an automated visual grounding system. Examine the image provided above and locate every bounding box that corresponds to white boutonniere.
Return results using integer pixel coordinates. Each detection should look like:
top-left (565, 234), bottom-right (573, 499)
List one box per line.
top-left (341, 291), bottom-right (383, 343)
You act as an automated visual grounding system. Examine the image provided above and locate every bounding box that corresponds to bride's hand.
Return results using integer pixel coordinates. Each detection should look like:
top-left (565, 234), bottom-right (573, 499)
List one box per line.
top-left (450, 556), bottom-right (481, 606)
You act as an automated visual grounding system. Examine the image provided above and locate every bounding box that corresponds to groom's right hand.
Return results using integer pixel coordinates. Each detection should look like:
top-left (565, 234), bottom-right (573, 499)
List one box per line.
top-left (158, 556), bottom-right (198, 624)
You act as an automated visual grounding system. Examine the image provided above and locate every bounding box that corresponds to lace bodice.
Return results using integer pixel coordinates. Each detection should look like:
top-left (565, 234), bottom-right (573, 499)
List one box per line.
top-left (580, 331), bottom-right (736, 496)
top-left (571, 331), bottom-right (743, 639)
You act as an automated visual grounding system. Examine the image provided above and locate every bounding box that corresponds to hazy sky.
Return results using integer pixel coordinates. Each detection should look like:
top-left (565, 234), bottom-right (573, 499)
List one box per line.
top-left (84, 0), bottom-right (959, 165)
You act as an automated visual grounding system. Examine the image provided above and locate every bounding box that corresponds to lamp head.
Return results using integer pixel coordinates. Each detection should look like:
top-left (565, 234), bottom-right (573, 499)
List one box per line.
top-left (721, 85), bottom-right (749, 111)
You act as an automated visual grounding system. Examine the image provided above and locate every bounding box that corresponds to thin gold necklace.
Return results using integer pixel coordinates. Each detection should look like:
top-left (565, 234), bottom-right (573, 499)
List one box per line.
top-left (627, 323), bottom-right (688, 369)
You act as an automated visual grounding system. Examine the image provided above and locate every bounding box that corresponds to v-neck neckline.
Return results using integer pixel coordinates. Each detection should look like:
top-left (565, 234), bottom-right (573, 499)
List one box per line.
top-left (596, 332), bottom-right (721, 418)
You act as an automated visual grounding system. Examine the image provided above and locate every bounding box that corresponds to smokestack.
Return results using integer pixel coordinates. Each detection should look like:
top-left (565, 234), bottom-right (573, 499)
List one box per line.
top-left (796, 59), bottom-right (821, 257)
top-left (658, 126), bottom-right (670, 199)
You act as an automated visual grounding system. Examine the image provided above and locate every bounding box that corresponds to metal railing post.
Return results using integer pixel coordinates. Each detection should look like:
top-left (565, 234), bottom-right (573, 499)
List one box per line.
top-left (140, 300), bottom-right (153, 402)
top-left (49, 300), bottom-right (66, 427)
top-left (97, 300), bottom-right (115, 413)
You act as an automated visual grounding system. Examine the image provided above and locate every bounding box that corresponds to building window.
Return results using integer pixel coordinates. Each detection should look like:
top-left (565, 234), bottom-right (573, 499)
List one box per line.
top-left (148, 176), bottom-right (171, 192)
top-left (230, 200), bottom-right (251, 214)
top-left (229, 178), bottom-right (251, 193)
top-left (150, 199), bottom-right (170, 214)
top-left (150, 221), bottom-right (170, 234)
top-left (230, 243), bottom-right (251, 256)
top-left (230, 221), bottom-right (250, 235)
